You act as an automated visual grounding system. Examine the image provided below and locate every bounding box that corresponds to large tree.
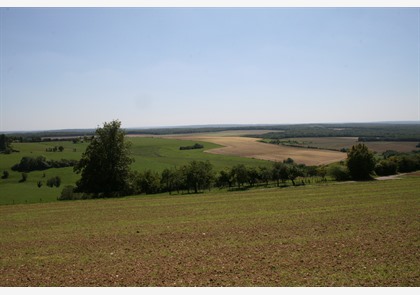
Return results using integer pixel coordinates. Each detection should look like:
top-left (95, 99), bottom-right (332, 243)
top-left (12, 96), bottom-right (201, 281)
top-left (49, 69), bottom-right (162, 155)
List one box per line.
top-left (346, 143), bottom-right (376, 180)
top-left (74, 120), bottom-right (134, 197)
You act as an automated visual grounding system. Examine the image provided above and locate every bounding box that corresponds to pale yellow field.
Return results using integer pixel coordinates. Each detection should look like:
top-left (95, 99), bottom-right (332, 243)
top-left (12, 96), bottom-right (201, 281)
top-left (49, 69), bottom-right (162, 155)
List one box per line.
top-left (164, 134), bottom-right (346, 166)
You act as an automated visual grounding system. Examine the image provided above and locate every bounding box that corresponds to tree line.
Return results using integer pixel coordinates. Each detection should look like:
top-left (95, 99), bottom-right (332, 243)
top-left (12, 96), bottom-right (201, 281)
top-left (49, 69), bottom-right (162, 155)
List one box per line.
top-left (57, 120), bottom-right (420, 201)
top-left (11, 156), bottom-right (78, 172)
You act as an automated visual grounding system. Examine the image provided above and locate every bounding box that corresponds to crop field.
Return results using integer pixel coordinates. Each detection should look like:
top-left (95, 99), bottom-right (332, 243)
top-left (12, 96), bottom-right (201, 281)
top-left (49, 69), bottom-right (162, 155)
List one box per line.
top-left (283, 137), bottom-right (420, 153)
top-left (164, 134), bottom-right (346, 166)
top-left (0, 174), bottom-right (419, 286)
top-left (0, 137), bottom-right (270, 205)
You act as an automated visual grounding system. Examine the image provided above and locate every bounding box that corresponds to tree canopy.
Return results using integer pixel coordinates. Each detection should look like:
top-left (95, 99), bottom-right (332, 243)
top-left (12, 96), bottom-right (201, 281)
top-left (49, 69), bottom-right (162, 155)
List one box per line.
top-left (346, 144), bottom-right (376, 181)
top-left (74, 120), bottom-right (134, 197)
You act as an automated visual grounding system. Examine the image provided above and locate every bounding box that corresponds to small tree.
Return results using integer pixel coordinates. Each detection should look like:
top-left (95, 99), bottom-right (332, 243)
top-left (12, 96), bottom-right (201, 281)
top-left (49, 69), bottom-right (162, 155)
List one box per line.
top-left (37, 181), bottom-right (43, 188)
top-left (184, 161), bottom-right (215, 193)
top-left (346, 144), bottom-right (376, 180)
top-left (258, 166), bottom-right (271, 186)
top-left (58, 146), bottom-right (64, 152)
top-left (216, 169), bottom-right (233, 188)
top-left (231, 164), bottom-right (249, 188)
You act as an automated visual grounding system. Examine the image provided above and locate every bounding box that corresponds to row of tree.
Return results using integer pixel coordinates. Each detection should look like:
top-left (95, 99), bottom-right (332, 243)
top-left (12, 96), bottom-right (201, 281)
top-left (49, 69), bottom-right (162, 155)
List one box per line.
top-left (12, 156), bottom-right (78, 172)
top-left (56, 120), bottom-right (419, 200)
top-left (61, 159), bottom-right (325, 200)
top-left (45, 146), bottom-right (64, 152)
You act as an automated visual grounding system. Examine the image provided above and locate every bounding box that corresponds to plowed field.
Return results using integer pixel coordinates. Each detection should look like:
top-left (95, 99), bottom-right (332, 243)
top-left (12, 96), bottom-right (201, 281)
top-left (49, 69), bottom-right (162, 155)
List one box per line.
top-left (1, 175), bottom-right (419, 286)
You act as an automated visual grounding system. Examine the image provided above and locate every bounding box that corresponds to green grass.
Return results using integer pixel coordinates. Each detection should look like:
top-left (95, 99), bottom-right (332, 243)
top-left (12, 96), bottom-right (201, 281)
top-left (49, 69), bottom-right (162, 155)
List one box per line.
top-left (0, 137), bottom-right (271, 205)
top-left (0, 175), bottom-right (419, 286)
top-left (129, 137), bottom-right (271, 171)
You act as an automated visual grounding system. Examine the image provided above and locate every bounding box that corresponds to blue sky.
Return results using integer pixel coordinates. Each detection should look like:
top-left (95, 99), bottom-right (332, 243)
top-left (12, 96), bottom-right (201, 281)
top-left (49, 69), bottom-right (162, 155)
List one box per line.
top-left (1, 8), bottom-right (419, 131)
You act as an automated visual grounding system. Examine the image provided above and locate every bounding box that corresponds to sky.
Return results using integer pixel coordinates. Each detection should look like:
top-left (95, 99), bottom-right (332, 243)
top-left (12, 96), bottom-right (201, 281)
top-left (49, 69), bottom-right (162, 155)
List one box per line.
top-left (0, 7), bottom-right (419, 131)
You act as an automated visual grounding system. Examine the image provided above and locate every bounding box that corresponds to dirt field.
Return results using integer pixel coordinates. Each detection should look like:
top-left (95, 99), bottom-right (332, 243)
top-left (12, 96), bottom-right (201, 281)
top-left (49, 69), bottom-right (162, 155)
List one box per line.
top-left (163, 134), bottom-right (346, 166)
top-left (1, 176), bottom-right (419, 286)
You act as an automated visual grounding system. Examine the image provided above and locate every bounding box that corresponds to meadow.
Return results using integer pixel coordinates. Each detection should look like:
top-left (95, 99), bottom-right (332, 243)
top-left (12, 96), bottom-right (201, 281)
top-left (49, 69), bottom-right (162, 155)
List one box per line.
top-left (0, 137), bottom-right (271, 205)
top-left (0, 174), bottom-right (418, 286)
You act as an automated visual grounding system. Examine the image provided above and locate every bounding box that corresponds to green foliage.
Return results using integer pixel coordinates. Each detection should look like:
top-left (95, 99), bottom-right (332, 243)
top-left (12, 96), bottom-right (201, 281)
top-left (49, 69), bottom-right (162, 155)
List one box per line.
top-left (375, 160), bottom-right (398, 176)
top-left (12, 156), bottom-right (77, 172)
top-left (230, 164), bottom-right (249, 188)
top-left (20, 173), bottom-right (28, 183)
top-left (272, 162), bottom-right (289, 186)
top-left (136, 170), bottom-right (161, 194)
top-left (258, 166), bottom-right (272, 186)
top-left (216, 169), bottom-right (233, 188)
top-left (256, 123), bottom-right (420, 142)
top-left (184, 160), bottom-right (215, 193)
top-left (346, 144), bottom-right (376, 180)
top-left (0, 134), bottom-right (13, 153)
top-left (46, 176), bottom-right (61, 188)
top-left (392, 154), bottom-right (420, 173)
top-left (58, 185), bottom-right (83, 200)
top-left (2, 170), bottom-right (9, 179)
top-left (327, 164), bottom-right (351, 181)
top-left (179, 143), bottom-right (204, 150)
top-left (74, 120), bottom-right (134, 197)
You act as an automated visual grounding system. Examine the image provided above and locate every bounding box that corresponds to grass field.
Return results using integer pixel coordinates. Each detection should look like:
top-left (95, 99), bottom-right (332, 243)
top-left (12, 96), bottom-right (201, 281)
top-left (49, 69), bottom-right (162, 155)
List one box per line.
top-left (0, 174), bottom-right (418, 286)
top-left (0, 137), bottom-right (271, 205)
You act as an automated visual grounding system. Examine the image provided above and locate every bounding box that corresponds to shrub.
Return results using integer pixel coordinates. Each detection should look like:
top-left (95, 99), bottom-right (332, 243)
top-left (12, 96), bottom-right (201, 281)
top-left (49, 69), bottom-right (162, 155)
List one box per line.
top-left (375, 160), bottom-right (398, 176)
top-left (46, 176), bottom-right (61, 188)
top-left (1, 170), bottom-right (9, 179)
top-left (327, 165), bottom-right (350, 181)
top-left (11, 156), bottom-right (77, 172)
top-left (20, 173), bottom-right (28, 183)
top-left (58, 185), bottom-right (83, 200)
top-left (179, 143), bottom-right (204, 150)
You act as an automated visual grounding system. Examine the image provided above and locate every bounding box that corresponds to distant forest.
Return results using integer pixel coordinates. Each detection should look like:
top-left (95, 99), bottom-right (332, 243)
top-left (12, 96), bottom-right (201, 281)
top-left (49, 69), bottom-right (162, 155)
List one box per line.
top-left (4, 123), bottom-right (420, 142)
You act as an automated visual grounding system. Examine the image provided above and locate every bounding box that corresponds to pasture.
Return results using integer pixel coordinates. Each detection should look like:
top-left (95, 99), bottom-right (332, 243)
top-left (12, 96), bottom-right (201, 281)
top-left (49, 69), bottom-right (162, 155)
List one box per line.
top-left (0, 174), bottom-right (419, 286)
top-left (0, 137), bottom-right (271, 205)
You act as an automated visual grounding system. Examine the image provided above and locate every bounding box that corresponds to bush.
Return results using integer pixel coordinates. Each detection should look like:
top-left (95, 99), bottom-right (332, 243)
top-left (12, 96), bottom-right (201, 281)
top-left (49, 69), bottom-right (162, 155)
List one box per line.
top-left (327, 165), bottom-right (350, 181)
top-left (12, 156), bottom-right (77, 172)
top-left (20, 173), bottom-right (28, 183)
top-left (179, 143), bottom-right (204, 150)
top-left (375, 160), bottom-right (398, 176)
top-left (1, 170), bottom-right (9, 179)
top-left (46, 176), bottom-right (61, 188)
top-left (58, 185), bottom-right (83, 200)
